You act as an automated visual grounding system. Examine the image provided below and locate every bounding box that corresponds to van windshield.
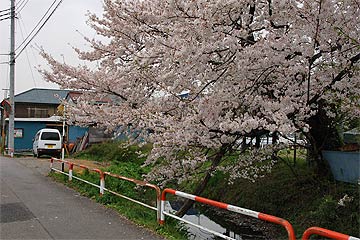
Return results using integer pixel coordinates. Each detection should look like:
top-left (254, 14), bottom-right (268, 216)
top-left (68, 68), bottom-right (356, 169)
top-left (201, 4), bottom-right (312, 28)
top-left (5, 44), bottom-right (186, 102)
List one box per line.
top-left (41, 132), bottom-right (60, 140)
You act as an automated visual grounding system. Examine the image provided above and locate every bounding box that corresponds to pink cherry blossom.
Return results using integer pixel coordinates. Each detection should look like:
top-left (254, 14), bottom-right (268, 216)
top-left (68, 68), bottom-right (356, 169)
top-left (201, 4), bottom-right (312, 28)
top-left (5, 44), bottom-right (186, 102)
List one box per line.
top-left (40, 0), bottom-right (359, 184)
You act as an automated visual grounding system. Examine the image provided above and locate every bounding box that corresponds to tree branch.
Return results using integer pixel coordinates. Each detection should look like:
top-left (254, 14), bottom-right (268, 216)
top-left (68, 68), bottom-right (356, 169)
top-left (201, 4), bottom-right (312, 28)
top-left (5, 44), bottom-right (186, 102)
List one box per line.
top-left (309, 52), bottom-right (360, 105)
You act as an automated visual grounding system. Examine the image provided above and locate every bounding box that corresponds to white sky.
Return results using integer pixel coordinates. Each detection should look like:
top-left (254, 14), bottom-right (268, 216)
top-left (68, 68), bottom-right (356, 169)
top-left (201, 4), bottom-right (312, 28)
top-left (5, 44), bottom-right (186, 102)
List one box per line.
top-left (0, 0), bottom-right (104, 97)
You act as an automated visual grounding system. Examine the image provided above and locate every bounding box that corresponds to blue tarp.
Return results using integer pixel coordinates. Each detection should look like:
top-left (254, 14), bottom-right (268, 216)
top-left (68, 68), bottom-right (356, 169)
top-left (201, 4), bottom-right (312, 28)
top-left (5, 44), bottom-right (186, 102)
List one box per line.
top-left (323, 150), bottom-right (360, 184)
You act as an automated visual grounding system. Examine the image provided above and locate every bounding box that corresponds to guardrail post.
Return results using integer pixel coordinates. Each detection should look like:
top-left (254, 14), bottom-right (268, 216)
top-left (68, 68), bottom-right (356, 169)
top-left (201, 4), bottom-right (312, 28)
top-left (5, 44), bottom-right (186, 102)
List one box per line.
top-left (69, 163), bottom-right (73, 181)
top-left (160, 191), bottom-right (165, 224)
top-left (160, 196), bottom-right (165, 225)
top-left (160, 189), bottom-right (176, 225)
top-left (50, 158), bottom-right (54, 172)
top-left (99, 172), bottom-right (105, 196)
top-left (156, 198), bottom-right (161, 224)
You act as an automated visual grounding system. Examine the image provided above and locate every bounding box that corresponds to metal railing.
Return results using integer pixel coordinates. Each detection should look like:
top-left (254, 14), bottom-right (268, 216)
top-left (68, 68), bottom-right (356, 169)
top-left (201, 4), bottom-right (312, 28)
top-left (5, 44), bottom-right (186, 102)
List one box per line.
top-left (302, 227), bottom-right (360, 240)
top-left (160, 188), bottom-right (296, 240)
top-left (50, 157), bottom-right (161, 222)
top-left (49, 158), bottom-right (359, 240)
top-left (103, 171), bottom-right (161, 222)
top-left (51, 158), bottom-right (104, 193)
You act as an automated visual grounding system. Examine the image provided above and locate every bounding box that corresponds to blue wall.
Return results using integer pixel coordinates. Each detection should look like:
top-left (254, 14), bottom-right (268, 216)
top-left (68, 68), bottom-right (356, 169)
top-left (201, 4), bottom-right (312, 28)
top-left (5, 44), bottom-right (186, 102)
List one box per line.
top-left (68, 125), bottom-right (88, 142)
top-left (14, 122), bottom-right (47, 151)
top-left (12, 121), bottom-right (88, 151)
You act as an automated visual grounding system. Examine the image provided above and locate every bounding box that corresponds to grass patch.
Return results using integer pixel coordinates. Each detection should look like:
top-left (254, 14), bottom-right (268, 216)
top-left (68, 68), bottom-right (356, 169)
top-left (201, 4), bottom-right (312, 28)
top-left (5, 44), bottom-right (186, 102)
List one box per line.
top-left (203, 150), bottom-right (359, 238)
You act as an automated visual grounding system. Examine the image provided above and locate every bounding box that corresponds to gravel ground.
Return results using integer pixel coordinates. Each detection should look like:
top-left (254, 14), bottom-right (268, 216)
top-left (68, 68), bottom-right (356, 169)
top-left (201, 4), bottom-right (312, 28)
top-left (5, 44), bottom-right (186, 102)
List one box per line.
top-left (15, 156), bottom-right (52, 175)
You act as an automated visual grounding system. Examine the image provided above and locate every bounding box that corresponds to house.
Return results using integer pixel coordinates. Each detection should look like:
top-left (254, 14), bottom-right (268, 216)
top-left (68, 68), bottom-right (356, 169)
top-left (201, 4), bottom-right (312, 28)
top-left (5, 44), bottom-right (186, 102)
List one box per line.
top-left (1, 88), bottom-right (88, 153)
top-left (10, 88), bottom-right (69, 118)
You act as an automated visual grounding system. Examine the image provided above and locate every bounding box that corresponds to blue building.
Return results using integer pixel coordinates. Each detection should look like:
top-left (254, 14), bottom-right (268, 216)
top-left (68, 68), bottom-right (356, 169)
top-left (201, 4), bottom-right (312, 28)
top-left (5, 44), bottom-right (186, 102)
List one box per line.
top-left (4, 116), bottom-right (88, 152)
top-left (1, 88), bottom-right (88, 152)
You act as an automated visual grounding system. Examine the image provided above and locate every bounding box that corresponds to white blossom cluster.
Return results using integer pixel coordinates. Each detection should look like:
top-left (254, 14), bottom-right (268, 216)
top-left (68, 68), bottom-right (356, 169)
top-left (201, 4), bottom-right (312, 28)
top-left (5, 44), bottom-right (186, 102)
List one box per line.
top-left (338, 194), bottom-right (354, 207)
top-left (40, 0), bottom-right (359, 183)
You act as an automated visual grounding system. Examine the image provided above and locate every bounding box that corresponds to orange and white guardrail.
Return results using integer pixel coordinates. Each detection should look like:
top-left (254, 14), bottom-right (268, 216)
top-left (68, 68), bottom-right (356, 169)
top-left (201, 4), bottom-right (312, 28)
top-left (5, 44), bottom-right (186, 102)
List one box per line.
top-left (302, 227), bottom-right (359, 240)
top-left (160, 188), bottom-right (296, 240)
top-left (50, 158), bottom-right (105, 194)
top-left (49, 158), bottom-right (359, 240)
top-left (50, 157), bottom-right (161, 221)
top-left (103, 171), bottom-right (161, 222)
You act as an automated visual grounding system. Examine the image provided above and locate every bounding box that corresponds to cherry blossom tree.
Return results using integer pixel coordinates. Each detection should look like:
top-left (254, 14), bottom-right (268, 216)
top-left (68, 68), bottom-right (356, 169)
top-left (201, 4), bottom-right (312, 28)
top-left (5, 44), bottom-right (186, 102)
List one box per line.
top-left (40, 0), bottom-right (359, 215)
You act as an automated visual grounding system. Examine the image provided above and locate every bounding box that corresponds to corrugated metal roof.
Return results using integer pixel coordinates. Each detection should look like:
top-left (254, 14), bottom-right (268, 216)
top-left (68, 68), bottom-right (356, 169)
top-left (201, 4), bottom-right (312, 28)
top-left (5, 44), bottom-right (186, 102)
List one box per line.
top-left (14, 88), bottom-right (69, 104)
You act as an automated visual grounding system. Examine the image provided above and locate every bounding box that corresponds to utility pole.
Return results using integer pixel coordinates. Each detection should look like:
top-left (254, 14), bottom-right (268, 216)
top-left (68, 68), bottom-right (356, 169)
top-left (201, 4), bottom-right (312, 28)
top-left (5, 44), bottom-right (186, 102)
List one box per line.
top-left (61, 105), bottom-right (65, 171)
top-left (8, 0), bottom-right (15, 157)
top-left (2, 88), bottom-right (10, 99)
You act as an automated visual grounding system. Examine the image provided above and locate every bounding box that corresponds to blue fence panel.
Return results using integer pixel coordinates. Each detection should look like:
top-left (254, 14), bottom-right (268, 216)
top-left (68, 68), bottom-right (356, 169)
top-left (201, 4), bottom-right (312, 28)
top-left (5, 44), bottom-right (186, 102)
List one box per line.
top-left (68, 126), bottom-right (88, 143)
top-left (323, 150), bottom-right (360, 184)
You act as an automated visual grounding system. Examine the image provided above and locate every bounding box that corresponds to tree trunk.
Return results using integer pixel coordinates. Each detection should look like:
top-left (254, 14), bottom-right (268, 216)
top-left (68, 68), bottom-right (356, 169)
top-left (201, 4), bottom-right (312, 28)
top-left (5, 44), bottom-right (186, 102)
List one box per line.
top-left (175, 145), bottom-right (228, 217)
top-left (307, 101), bottom-right (341, 176)
top-left (175, 171), bottom-right (212, 217)
top-left (272, 131), bottom-right (278, 144)
top-left (255, 135), bottom-right (261, 148)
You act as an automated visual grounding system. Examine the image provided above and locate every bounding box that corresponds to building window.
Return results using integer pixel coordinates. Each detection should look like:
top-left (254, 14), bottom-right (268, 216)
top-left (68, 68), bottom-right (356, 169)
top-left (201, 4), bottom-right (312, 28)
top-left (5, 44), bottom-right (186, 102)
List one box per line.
top-left (28, 108), bottom-right (48, 118)
top-left (14, 128), bottom-right (23, 138)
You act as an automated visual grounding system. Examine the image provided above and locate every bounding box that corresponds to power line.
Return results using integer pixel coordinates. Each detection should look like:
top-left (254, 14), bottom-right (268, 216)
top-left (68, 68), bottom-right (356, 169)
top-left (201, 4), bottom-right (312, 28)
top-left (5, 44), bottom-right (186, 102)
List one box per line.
top-left (0, 12), bottom-right (11, 18)
top-left (19, 17), bottom-right (41, 58)
top-left (0, 8), bottom-right (10, 13)
top-left (15, 0), bottom-right (58, 52)
top-left (20, 15), bottom-right (46, 105)
top-left (32, 43), bottom-right (42, 52)
top-left (0, 7), bottom-right (11, 21)
top-left (17, 17), bottom-right (38, 88)
top-left (0, 16), bottom-right (11, 21)
top-left (16, 0), bottom-right (26, 10)
top-left (16, 0), bottom-right (29, 15)
top-left (15, 0), bottom-right (63, 60)
top-left (16, 0), bottom-right (26, 6)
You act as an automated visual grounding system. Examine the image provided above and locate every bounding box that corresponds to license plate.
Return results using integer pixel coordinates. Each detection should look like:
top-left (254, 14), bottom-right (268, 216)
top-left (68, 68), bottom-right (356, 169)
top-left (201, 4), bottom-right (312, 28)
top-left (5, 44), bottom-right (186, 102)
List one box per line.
top-left (47, 145), bottom-right (53, 149)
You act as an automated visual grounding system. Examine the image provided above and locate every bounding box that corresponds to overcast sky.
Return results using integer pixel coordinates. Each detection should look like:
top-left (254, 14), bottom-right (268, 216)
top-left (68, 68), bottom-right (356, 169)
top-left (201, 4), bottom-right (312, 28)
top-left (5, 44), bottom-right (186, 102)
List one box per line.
top-left (0, 0), bottom-right (104, 97)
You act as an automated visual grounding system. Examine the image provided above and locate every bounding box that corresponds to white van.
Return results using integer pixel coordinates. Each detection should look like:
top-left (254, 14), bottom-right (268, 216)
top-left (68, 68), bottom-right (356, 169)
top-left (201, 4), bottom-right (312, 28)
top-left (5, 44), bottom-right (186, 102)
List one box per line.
top-left (32, 128), bottom-right (62, 158)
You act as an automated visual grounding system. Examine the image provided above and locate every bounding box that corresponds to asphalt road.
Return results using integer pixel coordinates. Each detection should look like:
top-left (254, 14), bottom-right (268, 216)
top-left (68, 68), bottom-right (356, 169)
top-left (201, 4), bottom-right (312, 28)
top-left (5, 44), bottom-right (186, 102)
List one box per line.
top-left (0, 156), bottom-right (164, 240)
